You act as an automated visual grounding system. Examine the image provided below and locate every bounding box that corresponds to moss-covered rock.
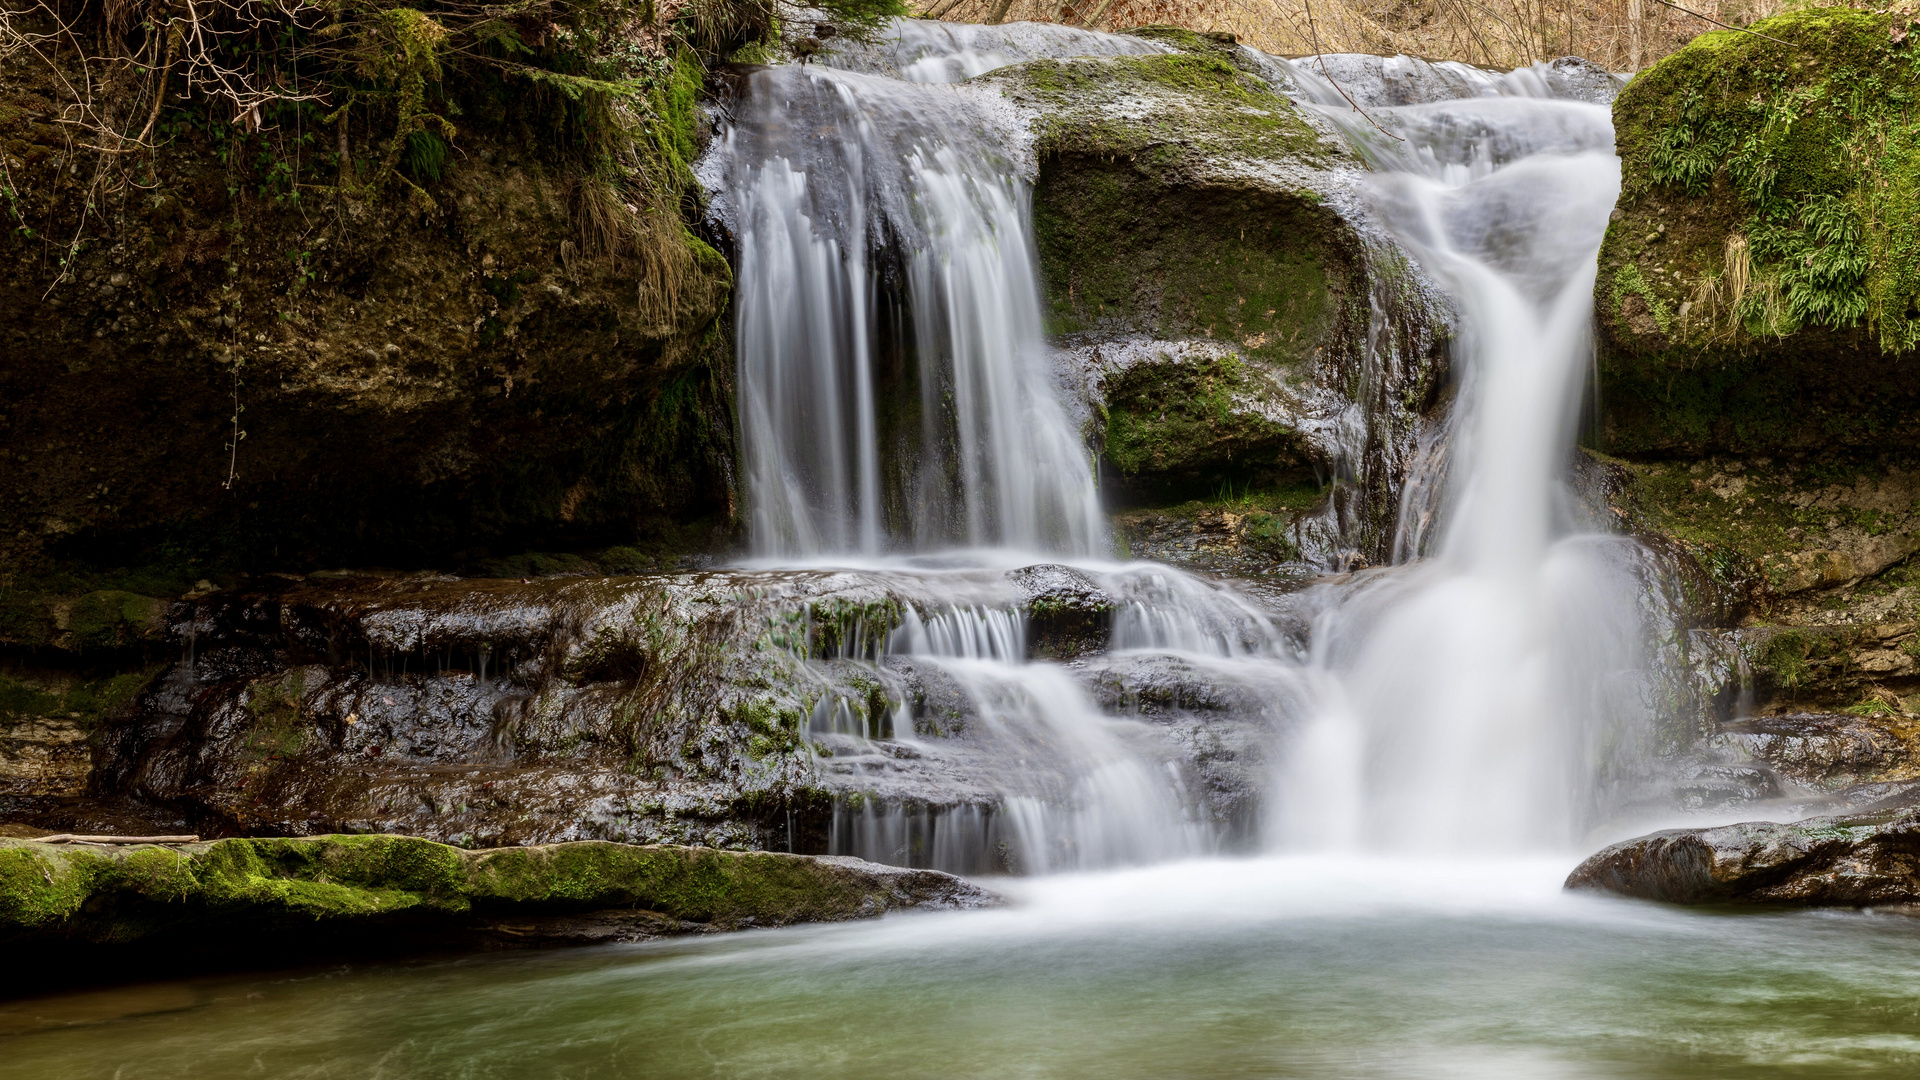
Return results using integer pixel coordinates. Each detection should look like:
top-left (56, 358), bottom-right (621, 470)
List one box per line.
top-left (1592, 451), bottom-right (1920, 599)
top-left (1110, 483), bottom-right (1323, 577)
top-left (1596, 8), bottom-right (1920, 457)
top-left (981, 36), bottom-right (1450, 554)
top-left (0, 834), bottom-right (995, 986)
top-left (0, 16), bottom-right (737, 591)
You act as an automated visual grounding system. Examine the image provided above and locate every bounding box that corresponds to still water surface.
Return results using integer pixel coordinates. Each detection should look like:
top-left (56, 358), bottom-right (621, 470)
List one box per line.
top-left (8, 857), bottom-right (1920, 1079)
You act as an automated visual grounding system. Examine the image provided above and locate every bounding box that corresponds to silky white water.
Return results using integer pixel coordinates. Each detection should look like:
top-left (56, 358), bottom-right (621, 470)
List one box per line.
top-left (1274, 73), bottom-right (1644, 853)
top-left (713, 24), bottom-right (1243, 873)
top-left (17, 30), bottom-right (1920, 1077)
top-left (719, 22), bottom-right (1670, 871)
top-left (719, 62), bottom-right (1104, 558)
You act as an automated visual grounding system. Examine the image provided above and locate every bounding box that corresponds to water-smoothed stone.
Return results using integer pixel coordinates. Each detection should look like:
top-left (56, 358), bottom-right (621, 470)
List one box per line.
top-left (19, 566), bottom-right (1278, 858)
top-left (0, 834), bottom-right (995, 989)
top-left (1007, 563), bottom-right (1115, 659)
top-left (1566, 805), bottom-right (1920, 905)
top-left (978, 35), bottom-right (1452, 562)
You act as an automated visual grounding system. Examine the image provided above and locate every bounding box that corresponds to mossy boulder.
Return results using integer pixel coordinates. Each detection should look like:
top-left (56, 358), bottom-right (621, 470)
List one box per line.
top-left (1596, 8), bottom-right (1920, 457)
top-left (981, 37), bottom-right (1449, 546)
top-left (0, 834), bottom-right (996, 987)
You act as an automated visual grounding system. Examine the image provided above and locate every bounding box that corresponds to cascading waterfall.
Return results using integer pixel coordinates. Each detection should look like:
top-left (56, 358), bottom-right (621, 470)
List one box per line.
top-left (829, 605), bottom-right (1209, 873)
top-left (715, 18), bottom-right (1666, 872)
top-left (718, 62), bottom-right (1105, 558)
top-left (1275, 67), bottom-right (1648, 852)
top-left (712, 23), bottom-right (1210, 873)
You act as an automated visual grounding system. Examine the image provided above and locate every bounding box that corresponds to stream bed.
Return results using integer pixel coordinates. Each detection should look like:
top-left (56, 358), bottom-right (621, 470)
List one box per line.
top-left (8, 858), bottom-right (1920, 1078)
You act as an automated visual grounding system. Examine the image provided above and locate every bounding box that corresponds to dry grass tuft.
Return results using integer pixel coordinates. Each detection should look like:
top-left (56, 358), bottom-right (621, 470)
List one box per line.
top-left (922, 0), bottom-right (1865, 71)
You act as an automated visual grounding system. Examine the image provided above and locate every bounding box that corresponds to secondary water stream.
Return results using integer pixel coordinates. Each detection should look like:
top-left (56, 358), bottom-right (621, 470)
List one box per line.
top-left (16, 21), bottom-right (1920, 1075)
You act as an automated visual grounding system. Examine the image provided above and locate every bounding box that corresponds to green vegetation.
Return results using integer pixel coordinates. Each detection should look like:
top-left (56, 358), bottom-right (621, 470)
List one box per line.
top-left (0, 835), bottom-right (949, 942)
top-left (1613, 8), bottom-right (1920, 348)
top-left (1596, 9), bottom-right (1920, 458)
top-left (1102, 354), bottom-right (1304, 478)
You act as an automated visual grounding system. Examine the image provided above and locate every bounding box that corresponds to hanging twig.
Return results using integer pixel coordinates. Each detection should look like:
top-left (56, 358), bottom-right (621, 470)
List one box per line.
top-left (1639, 0), bottom-right (1799, 49)
top-left (1303, 0), bottom-right (1402, 142)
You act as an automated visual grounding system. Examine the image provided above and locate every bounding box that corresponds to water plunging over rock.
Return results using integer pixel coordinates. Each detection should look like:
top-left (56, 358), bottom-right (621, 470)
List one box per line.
top-left (709, 61), bottom-right (1103, 557)
top-left (1269, 53), bottom-right (1654, 852)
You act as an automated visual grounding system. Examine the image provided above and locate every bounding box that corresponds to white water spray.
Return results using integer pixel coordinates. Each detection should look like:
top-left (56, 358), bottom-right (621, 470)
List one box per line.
top-left (1276, 69), bottom-right (1645, 852)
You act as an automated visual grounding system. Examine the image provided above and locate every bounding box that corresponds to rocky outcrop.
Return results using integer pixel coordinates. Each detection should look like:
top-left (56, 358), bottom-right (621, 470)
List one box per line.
top-left (0, 833), bottom-right (995, 989)
top-left (982, 28), bottom-right (1453, 564)
top-left (1595, 9), bottom-right (1920, 459)
top-left (1566, 805), bottom-right (1920, 905)
top-left (0, 15), bottom-right (735, 602)
top-left (0, 565), bottom-right (1282, 860)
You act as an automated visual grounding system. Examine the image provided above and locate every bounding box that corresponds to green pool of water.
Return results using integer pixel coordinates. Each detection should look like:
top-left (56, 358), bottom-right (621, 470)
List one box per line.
top-left (6, 856), bottom-right (1920, 1078)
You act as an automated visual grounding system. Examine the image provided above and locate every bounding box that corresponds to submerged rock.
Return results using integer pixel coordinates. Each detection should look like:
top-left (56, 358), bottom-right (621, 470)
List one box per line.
top-left (1567, 805), bottom-right (1920, 905)
top-left (0, 834), bottom-right (995, 988)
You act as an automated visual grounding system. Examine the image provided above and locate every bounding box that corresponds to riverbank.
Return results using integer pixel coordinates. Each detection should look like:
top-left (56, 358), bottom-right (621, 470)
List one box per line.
top-left (0, 834), bottom-right (995, 996)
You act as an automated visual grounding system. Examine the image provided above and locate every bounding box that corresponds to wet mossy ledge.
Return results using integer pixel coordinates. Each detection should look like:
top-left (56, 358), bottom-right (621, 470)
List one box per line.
top-left (1596, 7), bottom-right (1920, 457)
top-left (0, 834), bottom-right (995, 992)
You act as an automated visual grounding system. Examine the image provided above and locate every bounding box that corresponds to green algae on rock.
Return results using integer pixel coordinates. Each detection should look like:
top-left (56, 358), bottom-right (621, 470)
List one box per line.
top-left (1597, 7), bottom-right (1920, 457)
top-left (0, 834), bottom-right (995, 988)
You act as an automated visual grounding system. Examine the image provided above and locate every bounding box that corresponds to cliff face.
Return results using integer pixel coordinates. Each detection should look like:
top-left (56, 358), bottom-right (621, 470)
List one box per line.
top-left (1, 9), bottom-right (738, 606)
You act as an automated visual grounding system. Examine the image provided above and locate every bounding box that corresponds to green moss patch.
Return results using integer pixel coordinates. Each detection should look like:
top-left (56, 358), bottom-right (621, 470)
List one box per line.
top-left (1597, 9), bottom-right (1920, 457)
top-left (0, 835), bottom-right (986, 948)
top-left (1102, 353), bottom-right (1303, 479)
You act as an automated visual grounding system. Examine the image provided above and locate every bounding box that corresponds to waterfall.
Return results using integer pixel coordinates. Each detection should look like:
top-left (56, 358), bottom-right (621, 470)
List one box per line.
top-left (710, 23), bottom-right (1215, 872)
top-left (717, 61), bottom-right (1106, 558)
top-left (826, 605), bottom-right (1209, 873)
top-left (1274, 66), bottom-right (1645, 852)
top-left (712, 20), bottom-right (1660, 870)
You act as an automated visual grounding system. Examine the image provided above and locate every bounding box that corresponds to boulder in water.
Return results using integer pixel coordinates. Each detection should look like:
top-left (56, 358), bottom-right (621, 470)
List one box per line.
top-left (1566, 806), bottom-right (1920, 905)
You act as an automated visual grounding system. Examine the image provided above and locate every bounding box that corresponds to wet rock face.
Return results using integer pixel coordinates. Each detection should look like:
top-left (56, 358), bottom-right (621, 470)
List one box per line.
top-left (1710, 714), bottom-right (1920, 792)
top-left (0, 834), bottom-right (996, 989)
top-left (1007, 564), bottom-right (1115, 659)
top-left (1567, 805), bottom-right (1920, 905)
top-left (41, 566), bottom-right (1287, 854)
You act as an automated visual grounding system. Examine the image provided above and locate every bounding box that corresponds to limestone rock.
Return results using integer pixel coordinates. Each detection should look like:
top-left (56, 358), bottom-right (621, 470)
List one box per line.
top-left (1566, 806), bottom-right (1920, 905)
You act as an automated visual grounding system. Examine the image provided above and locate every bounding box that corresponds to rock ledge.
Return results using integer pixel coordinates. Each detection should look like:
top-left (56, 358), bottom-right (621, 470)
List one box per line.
top-left (1566, 808), bottom-right (1920, 905)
